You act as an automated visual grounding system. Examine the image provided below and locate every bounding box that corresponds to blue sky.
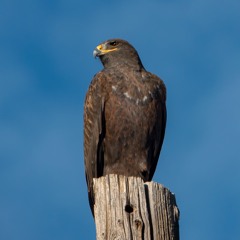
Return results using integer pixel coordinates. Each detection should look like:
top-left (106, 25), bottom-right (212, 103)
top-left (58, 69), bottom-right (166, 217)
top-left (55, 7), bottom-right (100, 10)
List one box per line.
top-left (1, 0), bottom-right (240, 239)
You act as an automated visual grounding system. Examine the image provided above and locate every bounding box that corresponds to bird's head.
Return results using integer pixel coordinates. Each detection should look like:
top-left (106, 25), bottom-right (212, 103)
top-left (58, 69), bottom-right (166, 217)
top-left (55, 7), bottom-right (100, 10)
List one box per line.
top-left (93, 38), bottom-right (144, 70)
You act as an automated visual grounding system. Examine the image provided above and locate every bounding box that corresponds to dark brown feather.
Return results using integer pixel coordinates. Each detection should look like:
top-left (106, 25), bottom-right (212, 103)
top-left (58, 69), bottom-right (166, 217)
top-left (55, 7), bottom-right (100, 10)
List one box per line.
top-left (84, 39), bottom-right (166, 214)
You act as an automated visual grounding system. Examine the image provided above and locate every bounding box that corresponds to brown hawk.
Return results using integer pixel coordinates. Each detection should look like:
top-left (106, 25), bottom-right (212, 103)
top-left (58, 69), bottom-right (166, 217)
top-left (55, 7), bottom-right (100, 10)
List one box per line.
top-left (84, 39), bottom-right (167, 213)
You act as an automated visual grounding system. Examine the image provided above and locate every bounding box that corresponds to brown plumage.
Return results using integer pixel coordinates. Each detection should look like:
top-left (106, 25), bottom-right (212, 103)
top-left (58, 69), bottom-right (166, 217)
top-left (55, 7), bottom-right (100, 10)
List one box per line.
top-left (84, 39), bottom-right (166, 213)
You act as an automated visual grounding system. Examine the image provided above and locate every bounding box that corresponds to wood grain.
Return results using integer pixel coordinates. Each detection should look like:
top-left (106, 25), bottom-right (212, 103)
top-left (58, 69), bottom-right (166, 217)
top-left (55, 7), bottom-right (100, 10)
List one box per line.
top-left (93, 174), bottom-right (179, 240)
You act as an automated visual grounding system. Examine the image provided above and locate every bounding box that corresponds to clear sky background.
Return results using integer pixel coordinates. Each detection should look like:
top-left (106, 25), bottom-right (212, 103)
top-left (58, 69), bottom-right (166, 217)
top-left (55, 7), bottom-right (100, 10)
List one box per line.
top-left (1, 0), bottom-right (239, 239)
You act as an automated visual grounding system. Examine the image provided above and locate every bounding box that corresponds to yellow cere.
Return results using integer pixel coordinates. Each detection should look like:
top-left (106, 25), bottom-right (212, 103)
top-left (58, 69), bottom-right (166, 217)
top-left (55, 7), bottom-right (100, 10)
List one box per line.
top-left (97, 44), bottom-right (118, 54)
top-left (96, 44), bottom-right (102, 50)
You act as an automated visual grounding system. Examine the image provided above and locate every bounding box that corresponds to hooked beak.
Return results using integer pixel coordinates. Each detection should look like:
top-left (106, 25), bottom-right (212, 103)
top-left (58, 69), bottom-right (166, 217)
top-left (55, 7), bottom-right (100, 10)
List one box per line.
top-left (93, 43), bottom-right (118, 58)
top-left (93, 48), bottom-right (101, 58)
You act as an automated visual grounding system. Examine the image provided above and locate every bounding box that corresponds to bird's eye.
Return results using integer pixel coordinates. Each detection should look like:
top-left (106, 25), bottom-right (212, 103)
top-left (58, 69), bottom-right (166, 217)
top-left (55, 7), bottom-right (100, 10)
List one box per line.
top-left (109, 41), bottom-right (117, 46)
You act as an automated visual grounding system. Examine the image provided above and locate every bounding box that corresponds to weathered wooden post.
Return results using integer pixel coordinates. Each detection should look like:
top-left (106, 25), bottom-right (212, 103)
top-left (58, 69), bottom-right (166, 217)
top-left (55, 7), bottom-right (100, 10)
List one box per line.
top-left (93, 174), bottom-right (179, 240)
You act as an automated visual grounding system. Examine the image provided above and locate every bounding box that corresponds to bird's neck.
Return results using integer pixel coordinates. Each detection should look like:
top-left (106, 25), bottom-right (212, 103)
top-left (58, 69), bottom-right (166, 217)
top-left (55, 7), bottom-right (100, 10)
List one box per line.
top-left (100, 56), bottom-right (144, 71)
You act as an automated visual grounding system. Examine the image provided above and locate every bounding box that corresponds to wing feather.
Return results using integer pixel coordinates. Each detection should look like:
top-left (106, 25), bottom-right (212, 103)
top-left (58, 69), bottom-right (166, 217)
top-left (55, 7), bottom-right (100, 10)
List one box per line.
top-left (84, 73), bottom-right (106, 212)
top-left (149, 101), bottom-right (167, 180)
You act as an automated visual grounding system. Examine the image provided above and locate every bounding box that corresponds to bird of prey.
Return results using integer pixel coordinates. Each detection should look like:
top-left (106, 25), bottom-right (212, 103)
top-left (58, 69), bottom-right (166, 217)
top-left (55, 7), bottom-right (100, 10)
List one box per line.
top-left (84, 38), bottom-right (166, 213)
